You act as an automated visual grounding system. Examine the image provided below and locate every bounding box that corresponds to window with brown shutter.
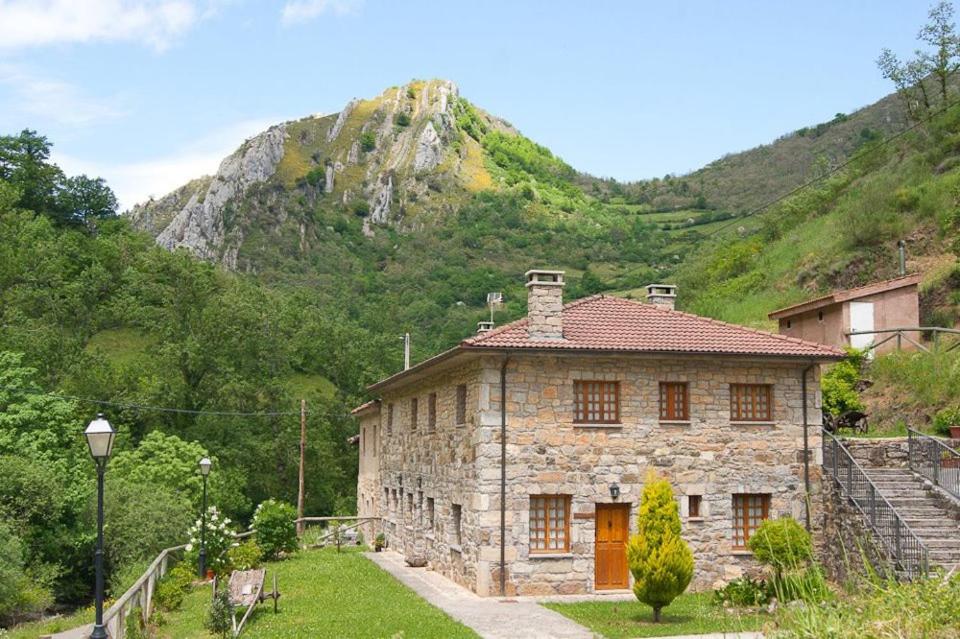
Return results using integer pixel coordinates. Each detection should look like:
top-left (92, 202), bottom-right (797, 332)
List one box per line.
top-left (730, 384), bottom-right (773, 422)
top-left (529, 495), bottom-right (571, 553)
top-left (456, 384), bottom-right (467, 425)
top-left (410, 397), bottom-right (418, 430)
top-left (732, 493), bottom-right (770, 548)
top-left (688, 495), bottom-right (702, 518)
top-left (427, 393), bottom-right (437, 432)
top-left (387, 403), bottom-right (394, 434)
top-left (573, 380), bottom-right (620, 423)
top-left (451, 503), bottom-right (463, 546)
top-left (659, 382), bottom-right (689, 421)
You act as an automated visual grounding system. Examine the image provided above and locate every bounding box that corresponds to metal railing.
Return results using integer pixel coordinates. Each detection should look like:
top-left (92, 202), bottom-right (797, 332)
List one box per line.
top-left (908, 428), bottom-right (960, 501)
top-left (823, 430), bottom-right (930, 579)
top-left (846, 326), bottom-right (960, 354)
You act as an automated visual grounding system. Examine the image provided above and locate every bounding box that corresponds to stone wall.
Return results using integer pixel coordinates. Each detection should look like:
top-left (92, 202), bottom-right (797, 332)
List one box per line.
top-left (360, 352), bottom-right (824, 597)
top-left (839, 437), bottom-right (909, 469)
top-left (820, 476), bottom-right (896, 582)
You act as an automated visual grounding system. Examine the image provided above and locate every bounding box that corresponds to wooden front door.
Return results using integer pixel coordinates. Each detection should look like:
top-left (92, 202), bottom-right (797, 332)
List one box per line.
top-left (595, 503), bottom-right (630, 590)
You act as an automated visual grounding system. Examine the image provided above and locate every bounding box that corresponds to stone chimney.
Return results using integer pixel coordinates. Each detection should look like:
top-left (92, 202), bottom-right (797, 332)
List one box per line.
top-left (477, 320), bottom-right (495, 334)
top-left (646, 284), bottom-right (677, 310)
top-left (526, 270), bottom-right (565, 340)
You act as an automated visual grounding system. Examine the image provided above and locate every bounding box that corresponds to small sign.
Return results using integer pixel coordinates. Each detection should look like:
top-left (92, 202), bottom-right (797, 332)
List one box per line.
top-left (573, 512), bottom-right (595, 520)
top-left (242, 584), bottom-right (253, 595)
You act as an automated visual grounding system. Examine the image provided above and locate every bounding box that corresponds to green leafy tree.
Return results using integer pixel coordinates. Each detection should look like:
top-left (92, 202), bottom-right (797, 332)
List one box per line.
top-left (821, 349), bottom-right (866, 417)
top-left (626, 472), bottom-right (694, 622)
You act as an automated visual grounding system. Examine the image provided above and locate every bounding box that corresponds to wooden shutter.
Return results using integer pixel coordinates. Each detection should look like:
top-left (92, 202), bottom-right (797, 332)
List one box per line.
top-left (730, 384), bottom-right (773, 421)
top-left (659, 382), bottom-right (689, 421)
top-left (574, 381), bottom-right (620, 423)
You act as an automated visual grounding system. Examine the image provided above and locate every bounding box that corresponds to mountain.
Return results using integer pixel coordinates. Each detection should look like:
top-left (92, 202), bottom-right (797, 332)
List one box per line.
top-left (130, 79), bottom-right (519, 269)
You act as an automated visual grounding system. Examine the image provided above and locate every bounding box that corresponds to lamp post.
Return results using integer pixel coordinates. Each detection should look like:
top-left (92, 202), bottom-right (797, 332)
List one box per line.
top-left (84, 413), bottom-right (116, 639)
top-left (198, 457), bottom-right (212, 578)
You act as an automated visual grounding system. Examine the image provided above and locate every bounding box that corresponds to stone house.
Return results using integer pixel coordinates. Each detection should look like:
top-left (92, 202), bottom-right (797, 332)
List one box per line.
top-left (355, 271), bottom-right (843, 596)
top-left (768, 274), bottom-right (921, 355)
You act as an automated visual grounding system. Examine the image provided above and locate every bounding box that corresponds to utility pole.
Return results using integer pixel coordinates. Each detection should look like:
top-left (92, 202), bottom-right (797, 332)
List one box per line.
top-left (297, 399), bottom-right (306, 536)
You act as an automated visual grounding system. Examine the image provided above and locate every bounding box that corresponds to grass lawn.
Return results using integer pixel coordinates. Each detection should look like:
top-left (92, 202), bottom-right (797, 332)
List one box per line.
top-left (544, 593), bottom-right (767, 639)
top-left (156, 546), bottom-right (478, 638)
top-left (7, 607), bottom-right (93, 639)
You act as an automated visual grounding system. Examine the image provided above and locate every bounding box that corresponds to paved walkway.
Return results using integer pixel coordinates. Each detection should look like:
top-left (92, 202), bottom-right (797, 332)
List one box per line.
top-left (366, 551), bottom-right (598, 638)
top-left (366, 551), bottom-right (764, 639)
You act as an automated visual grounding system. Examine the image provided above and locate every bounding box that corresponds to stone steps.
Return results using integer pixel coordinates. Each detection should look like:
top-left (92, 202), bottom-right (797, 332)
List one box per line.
top-left (862, 466), bottom-right (960, 572)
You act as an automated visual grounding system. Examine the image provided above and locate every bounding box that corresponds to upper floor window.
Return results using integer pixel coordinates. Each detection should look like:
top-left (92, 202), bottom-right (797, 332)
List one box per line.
top-left (687, 495), bottom-right (702, 518)
top-left (410, 397), bottom-right (418, 430)
top-left (530, 495), bottom-right (570, 553)
top-left (573, 380), bottom-right (620, 423)
top-left (732, 493), bottom-right (770, 548)
top-left (730, 384), bottom-right (773, 422)
top-left (387, 403), bottom-right (394, 434)
top-left (659, 382), bottom-right (689, 421)
top-left (428, 393), bottom-right (437, 432)
top-left (456, 384), bottom-right (467, 425)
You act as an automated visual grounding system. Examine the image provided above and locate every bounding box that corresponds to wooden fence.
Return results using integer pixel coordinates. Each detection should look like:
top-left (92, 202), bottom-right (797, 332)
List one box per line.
top-left (846, 326), bottom-right (960, 353)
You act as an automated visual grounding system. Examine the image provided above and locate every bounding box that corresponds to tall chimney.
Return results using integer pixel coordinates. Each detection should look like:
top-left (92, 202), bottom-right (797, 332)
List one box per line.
top-left (526, 270), bottom-right (565, 340)
top-left (646, 284), bottom-right (677, 310)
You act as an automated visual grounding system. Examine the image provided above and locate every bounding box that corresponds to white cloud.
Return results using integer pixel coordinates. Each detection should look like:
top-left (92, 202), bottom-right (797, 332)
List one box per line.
top-left (52, 117), bottom-right (281, 211)
top-left (0, 64), bottom-right (127, 126)
top-left (281, 0), bottom-right (361, 25)
top-left (0, 0), bottom-right (203, 51)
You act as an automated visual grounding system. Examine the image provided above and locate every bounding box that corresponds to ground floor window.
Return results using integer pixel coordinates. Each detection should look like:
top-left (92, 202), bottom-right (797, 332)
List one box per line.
top-left (530, 495), bottom-right (570, 553)
top-left (732, 493), bottom-right (770, 548)
top-left (427, 497), bottom-right (435, 531)
top-left (451, 504), bottom-right (462, 546)
top-left (688, 494), bottom-right (702, 518)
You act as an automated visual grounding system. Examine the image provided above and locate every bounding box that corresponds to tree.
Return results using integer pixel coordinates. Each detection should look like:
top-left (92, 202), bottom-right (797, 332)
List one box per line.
top-left (877, 1), bottom-right (960, 121)
top-left (626, 472), bottom-right (694, 622)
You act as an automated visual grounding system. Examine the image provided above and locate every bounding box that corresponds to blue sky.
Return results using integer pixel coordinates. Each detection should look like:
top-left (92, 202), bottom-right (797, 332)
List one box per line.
top-left (0, 0), bottom-right (934, 209)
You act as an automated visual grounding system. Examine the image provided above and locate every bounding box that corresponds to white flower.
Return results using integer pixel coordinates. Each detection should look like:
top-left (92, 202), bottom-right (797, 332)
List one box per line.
top-left (185, 544), bottom-right (193, 552)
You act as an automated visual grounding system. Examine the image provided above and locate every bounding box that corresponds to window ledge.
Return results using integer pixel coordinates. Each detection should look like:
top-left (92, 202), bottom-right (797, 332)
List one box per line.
top-left (455, 422), bottom-right (466, 428)
top-left (686, 516), bottom-right (705, 523)
top-left (449, 544), bottom-right (463, 553)
top-left (659, 420), bottom-right (692, 426)
top-left (572, 423), bottom-right (623, 429)
top-left (529, 552), bottom-right (574, 559)
top-left (730, 421), bottom-right (776, 426)
top-left (731, 550), bottom-right (754, 556)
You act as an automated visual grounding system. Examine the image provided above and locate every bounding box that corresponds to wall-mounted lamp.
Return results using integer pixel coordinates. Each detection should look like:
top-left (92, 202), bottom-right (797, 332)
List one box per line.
top-left (609, 483), bottom-right (620, 500)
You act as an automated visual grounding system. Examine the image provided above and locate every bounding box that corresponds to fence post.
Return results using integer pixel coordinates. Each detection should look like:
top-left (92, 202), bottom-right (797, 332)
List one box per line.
top-left (897, 331), bottom-right (902, 351)
top-left (933, 441), bottom-right (941, 487)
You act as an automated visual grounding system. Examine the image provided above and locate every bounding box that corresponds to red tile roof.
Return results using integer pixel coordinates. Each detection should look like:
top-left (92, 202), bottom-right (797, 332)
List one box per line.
top-left (350, 399), bottom-right (380, 416)
top-left (768, 274), bottom-right (921, 319)
top-left (463, 295), bottom-right (843, 358)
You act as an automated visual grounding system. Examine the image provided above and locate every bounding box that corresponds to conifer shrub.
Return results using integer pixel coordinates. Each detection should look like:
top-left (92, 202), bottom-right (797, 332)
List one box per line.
top-left (206, 587), bottom-right (234, 638)
top-left (252, 500), bottom-right (298, 560)
top-left (626, 472), bottom-right (694, 622)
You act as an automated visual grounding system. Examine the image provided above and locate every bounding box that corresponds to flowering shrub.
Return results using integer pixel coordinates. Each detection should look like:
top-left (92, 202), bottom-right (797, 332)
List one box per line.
top-left (185, 506), bottom-right (237, 576)
top-left (252, 500), bottom-right (298, 560)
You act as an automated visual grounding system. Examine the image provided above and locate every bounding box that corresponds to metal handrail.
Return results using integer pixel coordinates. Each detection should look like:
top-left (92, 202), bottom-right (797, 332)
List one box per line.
top-left (908, 428), bottom-right (960, 501)
top-left (823, 429), bottom-right (930, 579)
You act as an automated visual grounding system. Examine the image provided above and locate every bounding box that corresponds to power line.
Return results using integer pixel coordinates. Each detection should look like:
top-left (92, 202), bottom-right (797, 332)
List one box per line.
top-left (701, 91), bottom-right (960, 239)
top-left (0, 384), bottom-right (304, 417)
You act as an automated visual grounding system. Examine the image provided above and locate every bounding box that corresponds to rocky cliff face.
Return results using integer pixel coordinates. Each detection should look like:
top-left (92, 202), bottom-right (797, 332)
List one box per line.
top-left (129, 79), bottom-right (514, 268)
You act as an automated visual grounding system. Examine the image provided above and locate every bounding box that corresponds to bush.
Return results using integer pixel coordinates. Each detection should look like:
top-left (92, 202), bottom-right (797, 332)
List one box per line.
top-left (252, 500), bottom-right (298, 560)
top-left (185, 507), bottom-right (237, 576)
top-left (712, 576), bottom-right (771, 607)
top-left (154, 563), bottom-right (195, 612)
top-left (933, 406), bottom-right (960, 436)
top-left (821, 349), bottom-right (866, 417)
top-left (626, 472), bottom-right (694, 622)
top-left (747, 516), bottom-right (813, 575)
top-left (206, 587), bottom-right (234, 638)
top-left (394, 112), bottom-right (411, 127)
top-left (359, 131), bottom-right (376, 152)
top-left (0, 522), bottom-right (53, 625)
top-left (227, 540), bottom-right (263, 571)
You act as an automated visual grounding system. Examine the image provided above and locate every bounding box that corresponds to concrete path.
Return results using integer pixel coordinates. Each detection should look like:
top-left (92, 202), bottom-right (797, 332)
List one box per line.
top-left (365, 551), bottom-right (598, 639)
top-left (365, 551), bottom-right (764, 639)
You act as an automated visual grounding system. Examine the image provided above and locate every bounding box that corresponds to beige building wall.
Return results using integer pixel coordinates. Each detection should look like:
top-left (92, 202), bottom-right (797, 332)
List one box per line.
top-left (359, 352), bottom-right (823, 596)
top-left (777, 284), bottom-right (920, 355)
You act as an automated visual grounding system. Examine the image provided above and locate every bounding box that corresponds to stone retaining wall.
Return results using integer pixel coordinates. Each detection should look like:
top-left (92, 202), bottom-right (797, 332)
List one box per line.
top-left (838, 437), bottom-right (909, 469)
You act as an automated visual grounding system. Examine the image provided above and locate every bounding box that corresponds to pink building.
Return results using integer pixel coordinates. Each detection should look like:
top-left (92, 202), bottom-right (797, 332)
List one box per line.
top-left (768, 274), bottom-right (921, 355)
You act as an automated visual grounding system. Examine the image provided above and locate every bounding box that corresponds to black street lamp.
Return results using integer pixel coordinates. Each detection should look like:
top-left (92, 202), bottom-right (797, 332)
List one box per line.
top-left (198, 457), bottom-right (212, 578)
top-left (84, 413), bottom-right (116, 639)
